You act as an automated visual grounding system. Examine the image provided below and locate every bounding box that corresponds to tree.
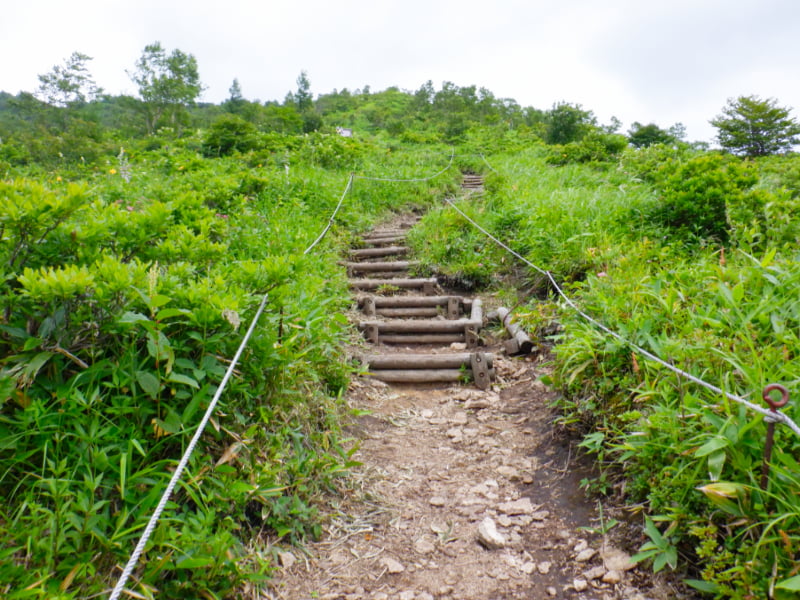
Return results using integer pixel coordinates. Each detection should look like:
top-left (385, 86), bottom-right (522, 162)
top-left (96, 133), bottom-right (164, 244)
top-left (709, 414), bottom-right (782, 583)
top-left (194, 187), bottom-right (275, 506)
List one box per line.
top-left (628, 122), bottom-right (677, 148)
top-left (544, 102), bottom-right (596, 144)
top-left (710, 95), bottom-right (800, 157)
top-left (295, 70), bottom-right (313, 112)
top-left (128, 42), bottom-right (203, 133)
top-left (223, 78), bottom-right (246, 114)
top-left (37, 52), bottom-right (101, 107)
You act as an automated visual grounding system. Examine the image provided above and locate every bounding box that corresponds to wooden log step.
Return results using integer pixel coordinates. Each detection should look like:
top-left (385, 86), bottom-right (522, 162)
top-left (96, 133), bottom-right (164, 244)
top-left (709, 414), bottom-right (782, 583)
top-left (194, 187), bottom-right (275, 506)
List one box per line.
top-left (344, 261), bottom-right (419, 272)
top-left (350, 278), bottom-right (437, 293)
top-left (362, 236), bottom-right (407, 246)
top-left (375, 307), bottom-right (441, 318)
top-left (368, 369), bottom-right (464, 384)
top-left (362, 353), bottom-right (494, 370)
top-left (350, 246), bottom-right (408, 259)
top-left (359, 319), bottom-right (480, 334)
top-left (357, 296), bottom-right (472, 308)
top-left (379, 333), bottom-right (465, 344)
top-left (496, 307), bottom-right (535, 355)
top-left (367, 368), bottom-right (496, 384)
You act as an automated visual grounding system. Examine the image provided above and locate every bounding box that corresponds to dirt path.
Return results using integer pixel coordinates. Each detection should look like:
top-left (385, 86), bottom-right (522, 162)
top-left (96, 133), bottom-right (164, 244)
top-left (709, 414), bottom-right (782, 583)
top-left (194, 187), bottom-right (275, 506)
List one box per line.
top-left (265, 348), bottom-right (688, 600)
top-left (263, 207), bottom-right (690, 600)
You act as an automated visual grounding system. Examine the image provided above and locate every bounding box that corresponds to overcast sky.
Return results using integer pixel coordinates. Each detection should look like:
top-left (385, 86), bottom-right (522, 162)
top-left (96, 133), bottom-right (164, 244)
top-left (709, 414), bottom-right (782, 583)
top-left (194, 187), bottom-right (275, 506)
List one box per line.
top-left (3, 0), bottom-right (798, 143)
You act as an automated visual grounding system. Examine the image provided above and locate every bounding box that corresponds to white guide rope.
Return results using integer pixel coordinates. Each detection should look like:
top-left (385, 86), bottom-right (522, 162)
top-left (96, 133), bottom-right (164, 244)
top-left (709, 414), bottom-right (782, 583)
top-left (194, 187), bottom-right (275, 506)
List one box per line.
top-left (443, 197), bottom-right (800, 438)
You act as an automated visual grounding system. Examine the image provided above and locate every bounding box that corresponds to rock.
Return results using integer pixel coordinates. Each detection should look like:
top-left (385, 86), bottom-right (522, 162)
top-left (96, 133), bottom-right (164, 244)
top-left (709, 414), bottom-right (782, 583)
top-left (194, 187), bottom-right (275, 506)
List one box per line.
top-left (530, 510), bottom-right (550, 521)
top-left (414, 536), bottom-right (436, 554)
top-left (450, 342), bottom-right (467, 350)
top-left (537, 561), bottom-right (552, 574)
top-left (438, 585), bottom-right (454, 595)
top-left (373, 594), bottom-right (389, 600)
top-left (446, 427), bottom-right (463, 442)
top-left (546, 587), bottom-right (557, 597)
top-left (574, 539), bottom-right (589, 553)
top-left (399, 591), bottom-right (415, 600)
top-left (583, 565), bottom-right (606, 580)
top-left (575, 548), bottom-right (597, 563)
top-left (465, 398), bottom-right (492, 410)
top-left (421, 409), bottom-right (434, 418)
top-left (573, 578), bottom-right (589, 592)
top-left (601, 546), bottom-right (637, 572)
top-left (429, 496), bottom-right (446, 507)
top-left (381, 556), bottom-right (405, 574)
top-left (496, 465), bottom-right (521, 480)
top-left (498, 498), bottom-right (535, 515)
top-left (497, 515), bottom-right (513, 527)
top-left (417, 593), bottom-right (434, 600)
top-left (277, 551), bottom-right (296, 569)
top-left (477, 517), bottom-right (506, 549)
top-left (603, 570), bottom-right (622, 584)
top-left (452, 411), bottom-right (469, 425)
top-left (520, 561), bottom-right (536, 575)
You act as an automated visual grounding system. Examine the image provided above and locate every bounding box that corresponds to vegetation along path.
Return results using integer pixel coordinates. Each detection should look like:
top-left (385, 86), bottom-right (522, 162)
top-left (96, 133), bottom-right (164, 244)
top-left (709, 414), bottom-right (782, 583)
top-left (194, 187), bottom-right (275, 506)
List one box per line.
top-left (267, 180), bottom-right (686, 600)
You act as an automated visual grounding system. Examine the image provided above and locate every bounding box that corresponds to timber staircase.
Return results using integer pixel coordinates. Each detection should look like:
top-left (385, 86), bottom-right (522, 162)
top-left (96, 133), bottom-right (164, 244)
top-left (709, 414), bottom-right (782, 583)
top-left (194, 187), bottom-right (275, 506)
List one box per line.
top-left (349, 176), bottom-right (495, 389)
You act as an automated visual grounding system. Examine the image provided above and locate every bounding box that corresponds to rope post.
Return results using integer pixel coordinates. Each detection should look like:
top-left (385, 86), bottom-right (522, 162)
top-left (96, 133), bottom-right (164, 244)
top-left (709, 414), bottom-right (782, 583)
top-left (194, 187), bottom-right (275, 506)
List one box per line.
top-left (761, 384), bottom-right (790, 491)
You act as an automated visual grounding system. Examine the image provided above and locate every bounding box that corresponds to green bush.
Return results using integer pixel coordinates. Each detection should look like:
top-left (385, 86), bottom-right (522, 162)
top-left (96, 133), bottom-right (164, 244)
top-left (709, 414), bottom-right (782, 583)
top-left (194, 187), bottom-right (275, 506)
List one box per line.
top-left (201, 114), bottom-right (261, 157)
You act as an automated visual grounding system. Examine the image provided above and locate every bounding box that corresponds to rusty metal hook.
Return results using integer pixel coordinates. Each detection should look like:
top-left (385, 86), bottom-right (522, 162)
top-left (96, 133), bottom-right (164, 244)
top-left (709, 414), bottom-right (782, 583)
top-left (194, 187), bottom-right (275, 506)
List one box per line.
top-left (763, 383), bottom-right (789, 411)
top-left (761, 384), bottom-right (791, 491)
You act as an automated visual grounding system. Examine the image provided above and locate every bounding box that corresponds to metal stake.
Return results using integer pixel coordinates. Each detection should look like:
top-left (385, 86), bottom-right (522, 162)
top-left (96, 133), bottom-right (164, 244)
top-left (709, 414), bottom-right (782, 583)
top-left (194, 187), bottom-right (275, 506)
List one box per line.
top-left (761, 383), bottom-right (790, 491)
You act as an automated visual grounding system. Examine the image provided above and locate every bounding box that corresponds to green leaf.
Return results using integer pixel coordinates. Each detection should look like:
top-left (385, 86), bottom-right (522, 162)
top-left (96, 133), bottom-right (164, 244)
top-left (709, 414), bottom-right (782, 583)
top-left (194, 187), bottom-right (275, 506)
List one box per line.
top-left (777, 575), bottom-right (800, 591)
top-left (707, 450), bottom-right (726, 481)
top-left (694, 436), bottom-right (729, 457)
top-left (135, 370), bottom-right (160, 398)
top-left (119, 311), bottom-right (150, 324)
top-left (156, 307), bottom-right (192, 321)
top-left (685, 579), bottom-right (721, 593)
top-left (166, 373), bottom-right (199, 389)
top-left (174, 555), bottom-right (215, 569)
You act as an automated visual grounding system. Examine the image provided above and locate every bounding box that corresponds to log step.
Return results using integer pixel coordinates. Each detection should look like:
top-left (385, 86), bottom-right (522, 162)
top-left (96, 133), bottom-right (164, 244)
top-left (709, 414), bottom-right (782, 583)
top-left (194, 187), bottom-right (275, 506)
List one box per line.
top-left (350, 278), bottom-right (437, 294)
top-left (379, 333), bottom-right (465, 344)
top-left (350, 246), bottom-right (408, 259)
top-left (344, 260), bottom-right (419, 272)
top-left (361, 235), bottom-right (406, 245)
top-left (362, 353), bottom-right (494, 370)
top-left (359, 318), bottom-right (480, 334)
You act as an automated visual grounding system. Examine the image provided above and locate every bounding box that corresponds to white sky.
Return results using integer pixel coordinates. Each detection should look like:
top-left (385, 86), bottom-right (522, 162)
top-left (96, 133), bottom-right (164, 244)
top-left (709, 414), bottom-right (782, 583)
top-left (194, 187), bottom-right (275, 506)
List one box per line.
top-left (2, 0), bottom-right (799, 144)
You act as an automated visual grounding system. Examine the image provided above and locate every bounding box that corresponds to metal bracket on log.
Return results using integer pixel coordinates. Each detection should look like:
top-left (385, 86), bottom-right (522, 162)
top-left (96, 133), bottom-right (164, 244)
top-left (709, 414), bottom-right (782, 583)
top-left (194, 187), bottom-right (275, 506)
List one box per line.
top-left (470, 352), bottom-right (491, 390)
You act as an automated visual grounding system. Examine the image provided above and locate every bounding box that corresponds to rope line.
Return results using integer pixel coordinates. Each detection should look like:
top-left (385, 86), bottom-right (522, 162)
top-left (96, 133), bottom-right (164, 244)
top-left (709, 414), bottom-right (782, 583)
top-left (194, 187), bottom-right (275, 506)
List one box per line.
top-left (110, 170), bottom-right (360, 599)
top-left (442, 197), bottom-right (800, 438)
top-left (108, 293), bottom-right (270, 600)
top-left (304, 173), bottom-right (355, 255)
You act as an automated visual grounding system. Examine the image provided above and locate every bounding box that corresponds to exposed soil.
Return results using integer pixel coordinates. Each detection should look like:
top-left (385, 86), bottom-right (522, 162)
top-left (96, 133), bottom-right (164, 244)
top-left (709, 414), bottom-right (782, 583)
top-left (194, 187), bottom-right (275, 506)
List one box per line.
top-left (263, 349), bottom-right (694, 600)
top-left (262, 209), bottom-right (693, 600)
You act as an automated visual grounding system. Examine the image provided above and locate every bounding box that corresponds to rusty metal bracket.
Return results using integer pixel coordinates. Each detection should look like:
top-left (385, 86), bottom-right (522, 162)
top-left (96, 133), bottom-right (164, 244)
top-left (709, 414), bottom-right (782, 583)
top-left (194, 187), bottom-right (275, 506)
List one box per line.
top-left (447, 296), bottom-right (461, 319)
top-left (471, 352), bottom-right (490, 390)
top-left (362, 296), bottom-right (376, 317)
top-left (364, 323), bottom-right (380, 344)
top-left (761, 383), bottom-right (790, 490)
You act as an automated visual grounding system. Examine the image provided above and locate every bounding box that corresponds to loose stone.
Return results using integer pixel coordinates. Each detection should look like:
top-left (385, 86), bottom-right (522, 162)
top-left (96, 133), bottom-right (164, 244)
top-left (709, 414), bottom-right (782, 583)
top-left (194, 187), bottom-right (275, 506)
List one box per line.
top-left (381, 557), bottom-right (405, 574)
top-left (476, 516), bottom-right (506, 549)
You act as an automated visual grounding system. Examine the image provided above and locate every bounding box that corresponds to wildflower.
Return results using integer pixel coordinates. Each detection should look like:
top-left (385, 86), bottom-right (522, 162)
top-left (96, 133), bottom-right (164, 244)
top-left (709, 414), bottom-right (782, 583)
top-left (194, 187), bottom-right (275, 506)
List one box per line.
top-left (56, 176), bottom-right (62, 182)
top-left (109, 168), bottom-right (117, 174)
